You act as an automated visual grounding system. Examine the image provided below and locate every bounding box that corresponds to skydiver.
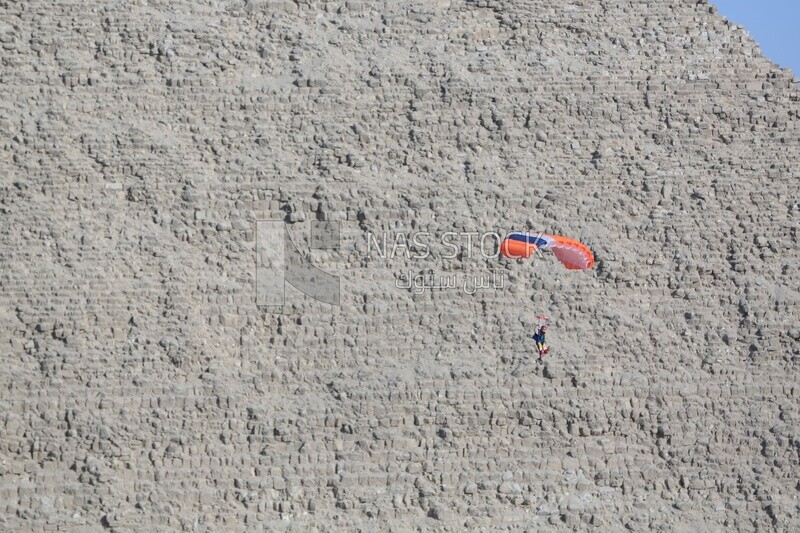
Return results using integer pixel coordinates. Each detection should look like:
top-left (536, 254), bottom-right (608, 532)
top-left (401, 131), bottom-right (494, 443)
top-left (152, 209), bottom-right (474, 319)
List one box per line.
top-left (533, 324), bottom-right (549, 363)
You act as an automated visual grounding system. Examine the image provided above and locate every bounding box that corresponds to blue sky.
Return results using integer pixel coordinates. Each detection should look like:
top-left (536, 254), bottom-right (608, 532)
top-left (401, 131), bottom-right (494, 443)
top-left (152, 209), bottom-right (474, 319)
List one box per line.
top-left (712, 1), bottom-right (799, 75)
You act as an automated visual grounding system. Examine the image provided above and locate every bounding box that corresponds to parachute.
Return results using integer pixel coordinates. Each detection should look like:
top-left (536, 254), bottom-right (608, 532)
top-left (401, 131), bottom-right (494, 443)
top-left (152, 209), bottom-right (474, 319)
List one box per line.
top-left (500, 232), bottom-right (595, 270)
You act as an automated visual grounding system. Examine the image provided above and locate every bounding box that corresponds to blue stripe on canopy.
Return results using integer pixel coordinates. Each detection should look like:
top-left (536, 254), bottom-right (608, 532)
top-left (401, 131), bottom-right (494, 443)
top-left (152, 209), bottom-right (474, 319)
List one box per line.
top-left (506, 232), bottom-right (547, 248)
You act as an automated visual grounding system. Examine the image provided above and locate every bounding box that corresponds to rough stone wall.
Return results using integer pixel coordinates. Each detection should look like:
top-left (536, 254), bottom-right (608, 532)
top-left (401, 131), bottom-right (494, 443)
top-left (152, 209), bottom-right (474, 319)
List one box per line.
top-left (0, 0), bottom-right (798, 529)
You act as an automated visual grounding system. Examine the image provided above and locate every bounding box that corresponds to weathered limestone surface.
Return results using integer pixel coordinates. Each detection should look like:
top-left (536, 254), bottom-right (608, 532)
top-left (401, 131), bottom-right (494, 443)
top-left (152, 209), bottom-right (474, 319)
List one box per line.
top-left (0, 0), bottom-right (798, 529)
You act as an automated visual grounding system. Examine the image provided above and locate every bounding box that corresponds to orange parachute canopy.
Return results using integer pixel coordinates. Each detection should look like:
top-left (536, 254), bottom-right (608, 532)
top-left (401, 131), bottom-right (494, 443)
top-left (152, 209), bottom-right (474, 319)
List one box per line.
top-left (500, 232), bottom-right (595, 270)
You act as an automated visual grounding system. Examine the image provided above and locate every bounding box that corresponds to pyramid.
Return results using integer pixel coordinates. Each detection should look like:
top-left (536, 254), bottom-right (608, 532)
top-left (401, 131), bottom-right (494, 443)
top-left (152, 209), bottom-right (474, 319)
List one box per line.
top-left (1, 0), bottom-right (798, 529)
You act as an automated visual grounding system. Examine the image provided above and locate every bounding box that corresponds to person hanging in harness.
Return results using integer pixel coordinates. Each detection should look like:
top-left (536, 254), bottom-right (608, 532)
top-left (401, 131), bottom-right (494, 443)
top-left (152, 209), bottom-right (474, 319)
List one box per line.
top-left (533, 323), bottom-right (549, 363)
